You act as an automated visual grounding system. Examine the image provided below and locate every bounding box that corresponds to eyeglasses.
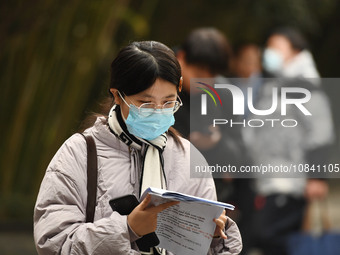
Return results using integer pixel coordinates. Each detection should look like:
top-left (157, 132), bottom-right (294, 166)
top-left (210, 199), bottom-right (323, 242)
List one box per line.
top-left (117, 91), bottom-right (183, 116)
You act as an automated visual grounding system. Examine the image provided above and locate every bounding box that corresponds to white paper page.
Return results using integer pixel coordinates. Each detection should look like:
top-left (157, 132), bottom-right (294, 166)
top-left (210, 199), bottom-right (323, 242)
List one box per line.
top-left (149, 195), bottom-right (223, 255)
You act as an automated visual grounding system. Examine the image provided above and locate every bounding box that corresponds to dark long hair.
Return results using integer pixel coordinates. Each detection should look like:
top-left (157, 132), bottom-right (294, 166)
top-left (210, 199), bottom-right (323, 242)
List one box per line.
top-left (80, 41), bottom-right (184, 148)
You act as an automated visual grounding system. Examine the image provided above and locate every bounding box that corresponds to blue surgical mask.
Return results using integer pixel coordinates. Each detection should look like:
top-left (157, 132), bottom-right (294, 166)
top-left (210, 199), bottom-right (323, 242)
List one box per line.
top-left (125, 105), bottom-right (175, 141)
top-left (263, 48), bottom-right (284, 73)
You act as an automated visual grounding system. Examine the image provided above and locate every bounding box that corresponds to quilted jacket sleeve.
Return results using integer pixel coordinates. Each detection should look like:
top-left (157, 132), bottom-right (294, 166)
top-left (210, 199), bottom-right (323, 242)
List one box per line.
top-left (33, 134), bottom-right (139, 255)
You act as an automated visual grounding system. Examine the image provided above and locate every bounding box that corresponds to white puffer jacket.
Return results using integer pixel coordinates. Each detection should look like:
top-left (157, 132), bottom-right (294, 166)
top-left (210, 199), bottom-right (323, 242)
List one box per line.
top-left (34, 117), bottom-right (242, 255)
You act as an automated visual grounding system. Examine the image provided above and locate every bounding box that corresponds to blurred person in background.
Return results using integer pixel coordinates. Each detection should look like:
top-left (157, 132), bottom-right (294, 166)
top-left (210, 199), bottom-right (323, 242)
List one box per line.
top-left (242, 27), bottom-right (335, 255)
top-left (174, 27), bottom-right (232, 137)
top-left (232, 43), bottom-right (262, 80)
top-left (33, 41), bottom-right (242, 255)
top-left (262, 27), bottom-right (320, 82)
top-left (262, 27), bottom-right (334, 166)
top-left (174, 28), bottom-right (250, 201)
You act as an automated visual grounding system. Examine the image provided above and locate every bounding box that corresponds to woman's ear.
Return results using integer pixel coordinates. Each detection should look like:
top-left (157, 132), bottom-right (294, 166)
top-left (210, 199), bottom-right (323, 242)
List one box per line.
top-left (110, 88), bottom-right (121, 105)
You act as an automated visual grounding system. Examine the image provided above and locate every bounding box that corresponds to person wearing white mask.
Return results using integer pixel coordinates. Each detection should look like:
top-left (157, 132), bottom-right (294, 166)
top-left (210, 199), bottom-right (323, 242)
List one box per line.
top-left (262, 27), bottom-right (320, 82)
top-left (243, 27), bottom-right (334, 255)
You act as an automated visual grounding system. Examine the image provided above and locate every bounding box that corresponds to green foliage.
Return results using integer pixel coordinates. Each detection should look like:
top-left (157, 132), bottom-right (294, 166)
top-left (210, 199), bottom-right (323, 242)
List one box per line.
top-left (0, 0), bottom-right (154, 221)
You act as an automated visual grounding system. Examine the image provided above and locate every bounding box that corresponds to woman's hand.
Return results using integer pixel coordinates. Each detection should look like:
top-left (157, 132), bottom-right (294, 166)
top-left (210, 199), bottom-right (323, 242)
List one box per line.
top-left (127, 194), bottom-right (179, 236)
top-left (213, 209), bottom-right (228, 239)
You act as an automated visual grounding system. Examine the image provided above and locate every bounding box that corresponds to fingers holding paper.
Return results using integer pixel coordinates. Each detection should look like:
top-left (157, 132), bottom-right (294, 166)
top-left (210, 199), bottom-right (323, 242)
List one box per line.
top-left (213, 209), bottom-right (228, 239)
top-left (128, 194), bottom-right (179, 236)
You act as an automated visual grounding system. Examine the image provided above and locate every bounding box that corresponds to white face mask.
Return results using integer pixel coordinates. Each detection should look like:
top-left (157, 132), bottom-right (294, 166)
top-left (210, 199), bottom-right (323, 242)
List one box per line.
top-left (262, 48), bottom-right (284, 73)
top-left (118, 91), bottom-right (178, 141)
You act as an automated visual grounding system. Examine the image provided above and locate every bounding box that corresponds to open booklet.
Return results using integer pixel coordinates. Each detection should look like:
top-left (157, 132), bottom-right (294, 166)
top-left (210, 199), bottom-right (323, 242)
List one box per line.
top-left (140, 187), bottom-right (234, 255)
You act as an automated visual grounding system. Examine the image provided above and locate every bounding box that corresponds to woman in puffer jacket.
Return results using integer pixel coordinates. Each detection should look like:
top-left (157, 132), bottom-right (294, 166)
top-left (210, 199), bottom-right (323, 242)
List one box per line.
top-left (33, 41), bottom-right (242, 255)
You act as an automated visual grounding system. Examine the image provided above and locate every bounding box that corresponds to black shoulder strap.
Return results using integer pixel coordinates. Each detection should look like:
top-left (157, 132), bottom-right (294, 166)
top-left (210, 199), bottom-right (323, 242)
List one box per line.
top-left (81, 134), bottom-right (98, 223)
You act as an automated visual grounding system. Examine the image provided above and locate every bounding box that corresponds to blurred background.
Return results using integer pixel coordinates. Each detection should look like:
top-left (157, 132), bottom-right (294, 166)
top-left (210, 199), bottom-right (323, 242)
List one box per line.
top-left (1, 0), bottom-right (340, 254)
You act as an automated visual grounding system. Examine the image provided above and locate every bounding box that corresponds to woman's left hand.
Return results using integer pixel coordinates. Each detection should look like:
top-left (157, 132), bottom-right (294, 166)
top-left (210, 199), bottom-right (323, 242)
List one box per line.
top-left (213, 210), bottom-right (228, 239)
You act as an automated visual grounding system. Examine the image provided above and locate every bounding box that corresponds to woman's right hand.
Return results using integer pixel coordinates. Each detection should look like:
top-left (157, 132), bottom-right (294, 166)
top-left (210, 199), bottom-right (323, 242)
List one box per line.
top-left (127, 194), bottom-right (179, 236)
